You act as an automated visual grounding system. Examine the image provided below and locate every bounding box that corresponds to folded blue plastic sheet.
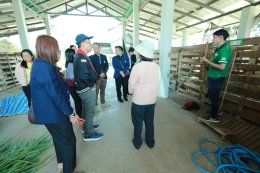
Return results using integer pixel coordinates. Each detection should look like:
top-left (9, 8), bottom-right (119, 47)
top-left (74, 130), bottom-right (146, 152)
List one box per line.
top-left (0, 93), bottom-right (29, 117)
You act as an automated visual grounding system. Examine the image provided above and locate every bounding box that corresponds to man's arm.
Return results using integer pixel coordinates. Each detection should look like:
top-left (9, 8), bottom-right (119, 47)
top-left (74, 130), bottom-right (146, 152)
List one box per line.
top-left (103, 55), bottom-right (109, 73)
top-left (202, 57), bottom-right (226, 70)
top-left (123, 55), bottom-right (130, 73)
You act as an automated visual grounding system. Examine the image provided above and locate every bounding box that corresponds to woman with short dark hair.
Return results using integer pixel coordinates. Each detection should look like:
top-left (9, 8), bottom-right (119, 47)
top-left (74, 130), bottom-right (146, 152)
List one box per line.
top-left (65, 48), bottom-right (82, 118)
top-left (15, 49), bottom-right (35, 107)
top-left (30, 35), bottom-right (79, 173)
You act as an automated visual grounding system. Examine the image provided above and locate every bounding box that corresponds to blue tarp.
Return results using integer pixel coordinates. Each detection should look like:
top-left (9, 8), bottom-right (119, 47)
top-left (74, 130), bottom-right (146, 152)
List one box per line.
top-left (0, 93), bottom-right (29, 117)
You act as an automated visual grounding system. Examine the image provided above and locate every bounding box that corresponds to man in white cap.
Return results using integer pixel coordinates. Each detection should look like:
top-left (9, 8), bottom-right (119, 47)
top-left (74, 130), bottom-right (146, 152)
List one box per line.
top-left (128, 40), bottom-right (160, 149)
top-left (74, 34), bottom-right (103, 142)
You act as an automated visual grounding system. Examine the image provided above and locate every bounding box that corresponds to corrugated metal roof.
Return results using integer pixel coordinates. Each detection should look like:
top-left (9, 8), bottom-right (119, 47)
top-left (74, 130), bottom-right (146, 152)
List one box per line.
top-left (0, 0), bottom-right (259, 39)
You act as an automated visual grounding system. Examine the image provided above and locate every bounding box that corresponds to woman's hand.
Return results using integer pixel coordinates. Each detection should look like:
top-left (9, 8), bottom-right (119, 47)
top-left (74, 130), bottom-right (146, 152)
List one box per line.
top-left (69, 113), bottom-right (79, 124)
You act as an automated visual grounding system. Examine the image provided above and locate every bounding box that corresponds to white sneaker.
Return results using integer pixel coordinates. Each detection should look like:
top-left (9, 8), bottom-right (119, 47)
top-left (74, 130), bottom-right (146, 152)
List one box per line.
top-left (101, 102), bottom-right (110, 108)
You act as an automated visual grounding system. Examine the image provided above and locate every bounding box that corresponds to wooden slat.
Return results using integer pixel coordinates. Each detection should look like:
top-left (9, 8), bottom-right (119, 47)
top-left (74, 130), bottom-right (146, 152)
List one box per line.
top-left (178, 76), bottom-right (202, 83)
top-left (181, 66), bottom-right (201, 72)
top-left (178, 88), bottom-right (200, 98)
top-left (237, 51), bottom-right (260, 58)
top-left (182, 44), bottom-right (206, 51)
top-left (234, 60), bottom-right (250, 64)
top-left (226, 85), bottom-right (260, 100)
top-left (242, 37), bottom-right (260, 45)
top-left (182, 53), bottom-right (204, 57)
top-left (233, 64), bottom-right (260, 71)
top-left (221, 101), bottom-right (260, 125)
top-left (221, 93), bottom-right (260, 112)
top-left (181, 58), bottom-right (200, 63)
top-left (180, 71), bottom-right (201, 77)
top-left (198, 120), bottom-right (235, 140)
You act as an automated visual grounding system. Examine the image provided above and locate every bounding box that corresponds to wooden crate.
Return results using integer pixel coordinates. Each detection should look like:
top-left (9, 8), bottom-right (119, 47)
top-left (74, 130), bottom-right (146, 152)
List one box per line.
top-left (165, 37), bottom-right (260, 126)
top-left (0, 53), bottom-right (20, 91)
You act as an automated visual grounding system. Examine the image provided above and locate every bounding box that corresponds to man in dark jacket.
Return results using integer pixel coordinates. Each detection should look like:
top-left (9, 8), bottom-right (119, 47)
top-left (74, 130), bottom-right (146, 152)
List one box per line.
top-left (126, 47), bottom-right (136, 94)
top-left (90, 43), bottom-right (110, 110)
top-left (128, 47), bottom-right (137, 72)
top-left (74, 33), bottom-right (103, 141)
top-left (112, 46), bottom-right (130, 103)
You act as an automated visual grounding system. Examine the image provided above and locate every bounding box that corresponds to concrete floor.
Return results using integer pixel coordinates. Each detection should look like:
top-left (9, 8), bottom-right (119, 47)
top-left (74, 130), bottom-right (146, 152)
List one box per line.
top-left (0, 68), bottom-right (223, 173)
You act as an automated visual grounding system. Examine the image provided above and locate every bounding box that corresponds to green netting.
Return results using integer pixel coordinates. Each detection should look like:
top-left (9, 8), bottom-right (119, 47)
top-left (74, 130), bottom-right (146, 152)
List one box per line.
top-left (21, 0), bottom-right (45, 15)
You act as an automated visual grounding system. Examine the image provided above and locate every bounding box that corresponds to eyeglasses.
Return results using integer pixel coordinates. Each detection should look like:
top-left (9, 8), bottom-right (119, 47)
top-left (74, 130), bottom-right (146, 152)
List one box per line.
top-left (83, 39), bottom-right (91, 44)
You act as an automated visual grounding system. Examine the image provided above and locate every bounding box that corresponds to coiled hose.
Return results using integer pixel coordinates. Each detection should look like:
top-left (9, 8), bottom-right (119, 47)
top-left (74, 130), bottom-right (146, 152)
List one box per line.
top-left (192, 139), bottom-right (260, 173)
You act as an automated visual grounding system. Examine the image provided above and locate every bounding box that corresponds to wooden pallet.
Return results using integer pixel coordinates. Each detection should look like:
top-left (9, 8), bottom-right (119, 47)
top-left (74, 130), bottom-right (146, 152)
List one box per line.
top-left (197, 116), bottom-right (235, 140)
top-left (169, 91), bottom-right (260, 153)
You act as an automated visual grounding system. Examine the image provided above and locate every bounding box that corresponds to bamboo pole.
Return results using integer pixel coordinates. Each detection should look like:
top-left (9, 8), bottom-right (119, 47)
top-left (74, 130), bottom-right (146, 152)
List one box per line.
top-left (219, 51), bottom-right (237, 112)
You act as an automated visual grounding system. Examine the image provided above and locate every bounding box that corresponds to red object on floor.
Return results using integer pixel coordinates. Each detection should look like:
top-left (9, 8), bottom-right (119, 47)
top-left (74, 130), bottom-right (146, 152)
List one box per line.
top-left (77, 118), bottom-right (85, 126)
top-left (181, 102), bottom-right (192, 109)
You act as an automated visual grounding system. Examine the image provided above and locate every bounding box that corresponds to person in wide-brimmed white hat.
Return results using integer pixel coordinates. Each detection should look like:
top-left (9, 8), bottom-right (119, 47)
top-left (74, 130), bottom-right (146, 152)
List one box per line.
top-left (128, 40), bottom-right (160, 150)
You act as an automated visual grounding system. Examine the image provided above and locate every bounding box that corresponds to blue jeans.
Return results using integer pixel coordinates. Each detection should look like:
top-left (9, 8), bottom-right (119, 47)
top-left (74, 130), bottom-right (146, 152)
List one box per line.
top-left (78, 88), bottom-right (96, 137)
top-left (208, 77), bottom-right (226, 118)
top-left (131, 103), bottom-right (156, 147)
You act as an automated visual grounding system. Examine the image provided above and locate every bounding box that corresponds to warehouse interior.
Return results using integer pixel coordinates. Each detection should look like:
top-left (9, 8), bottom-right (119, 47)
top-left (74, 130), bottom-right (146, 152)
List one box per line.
top-left (0, 0), bottom-right (260, 173)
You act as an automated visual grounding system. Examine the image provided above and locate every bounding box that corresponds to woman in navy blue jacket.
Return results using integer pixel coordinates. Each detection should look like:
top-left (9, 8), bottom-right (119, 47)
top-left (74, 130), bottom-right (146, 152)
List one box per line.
top-left (30, 35), bottom-right (79, 173)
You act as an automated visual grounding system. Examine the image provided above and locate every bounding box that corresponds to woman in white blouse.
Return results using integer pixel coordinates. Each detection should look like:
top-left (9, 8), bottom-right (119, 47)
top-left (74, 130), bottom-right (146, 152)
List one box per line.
top-left (15, 49), bottom-right (34, 108)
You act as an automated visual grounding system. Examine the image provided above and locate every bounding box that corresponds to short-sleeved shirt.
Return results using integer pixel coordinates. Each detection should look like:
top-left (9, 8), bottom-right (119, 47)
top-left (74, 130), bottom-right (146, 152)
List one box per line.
top-left (26, 62), bottom-right (32, 84)
top-left (208, 43), bottom-right (232, 78)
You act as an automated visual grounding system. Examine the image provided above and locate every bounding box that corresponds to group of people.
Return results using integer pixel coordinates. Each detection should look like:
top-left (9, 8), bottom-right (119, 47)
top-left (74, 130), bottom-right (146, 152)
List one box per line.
top-left (14, 33), bottom-right (160, 173)
top-left (14, 28), bottom-right (232, 173)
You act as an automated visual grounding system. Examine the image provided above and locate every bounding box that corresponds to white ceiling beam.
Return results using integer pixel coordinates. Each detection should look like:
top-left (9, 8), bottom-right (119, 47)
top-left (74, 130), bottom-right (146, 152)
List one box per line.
top-left (189, 0), bottom-right (240, 20)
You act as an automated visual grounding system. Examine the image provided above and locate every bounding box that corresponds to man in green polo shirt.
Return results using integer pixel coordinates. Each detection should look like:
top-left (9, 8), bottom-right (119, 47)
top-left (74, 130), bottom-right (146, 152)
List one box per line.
top-left (201, 29), bottom-right (232, 123)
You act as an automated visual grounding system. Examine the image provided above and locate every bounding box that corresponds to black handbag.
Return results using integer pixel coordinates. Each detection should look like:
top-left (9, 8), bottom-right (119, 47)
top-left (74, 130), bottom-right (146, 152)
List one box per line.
top-left (28, 104), bottom-right (35, 124)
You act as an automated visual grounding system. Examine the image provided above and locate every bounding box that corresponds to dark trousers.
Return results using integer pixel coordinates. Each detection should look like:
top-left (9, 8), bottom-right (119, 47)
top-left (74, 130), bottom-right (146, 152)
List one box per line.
top-left (45, 120), bottom-right (77, 173)
top-left (131, 103), bottom-right (156, 147)
top-left (115, 76), bottom-right (128, 99)
top-left (126, 76), bottom-right (130, 94)
top-left (208, 77), bottom-right (226, 118)
top-left (22, 85), bottom-right (31, 108)
top-left (69, 86), bottom-right (82, 118)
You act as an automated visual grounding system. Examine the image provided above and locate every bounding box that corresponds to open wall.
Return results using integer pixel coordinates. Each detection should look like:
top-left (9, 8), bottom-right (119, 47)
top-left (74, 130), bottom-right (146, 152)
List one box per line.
top-left (0, 53), bottom-right (20, 91)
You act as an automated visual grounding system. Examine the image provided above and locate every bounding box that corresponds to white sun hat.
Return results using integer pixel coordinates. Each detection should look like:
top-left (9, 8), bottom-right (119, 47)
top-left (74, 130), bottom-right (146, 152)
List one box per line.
top-left (135, 40), bottom-right (155, 59)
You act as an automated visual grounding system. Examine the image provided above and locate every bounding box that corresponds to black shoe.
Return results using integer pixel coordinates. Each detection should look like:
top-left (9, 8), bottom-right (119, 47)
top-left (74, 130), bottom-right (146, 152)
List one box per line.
top-left (132, 140), bottom-right (142, 150)
top-left (146, 141), bottom-right (155, 149)
top-left (118, 98), bottom-right (124, 103)
top-left (124, 97), bottom-right (128, 101)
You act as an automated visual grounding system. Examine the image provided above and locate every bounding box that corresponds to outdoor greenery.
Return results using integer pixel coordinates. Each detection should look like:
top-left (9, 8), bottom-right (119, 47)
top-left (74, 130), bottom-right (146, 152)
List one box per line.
top-left (0, 134), bottom-right (52, 173)
top-left (0, 39), bottom-right (20, 53)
